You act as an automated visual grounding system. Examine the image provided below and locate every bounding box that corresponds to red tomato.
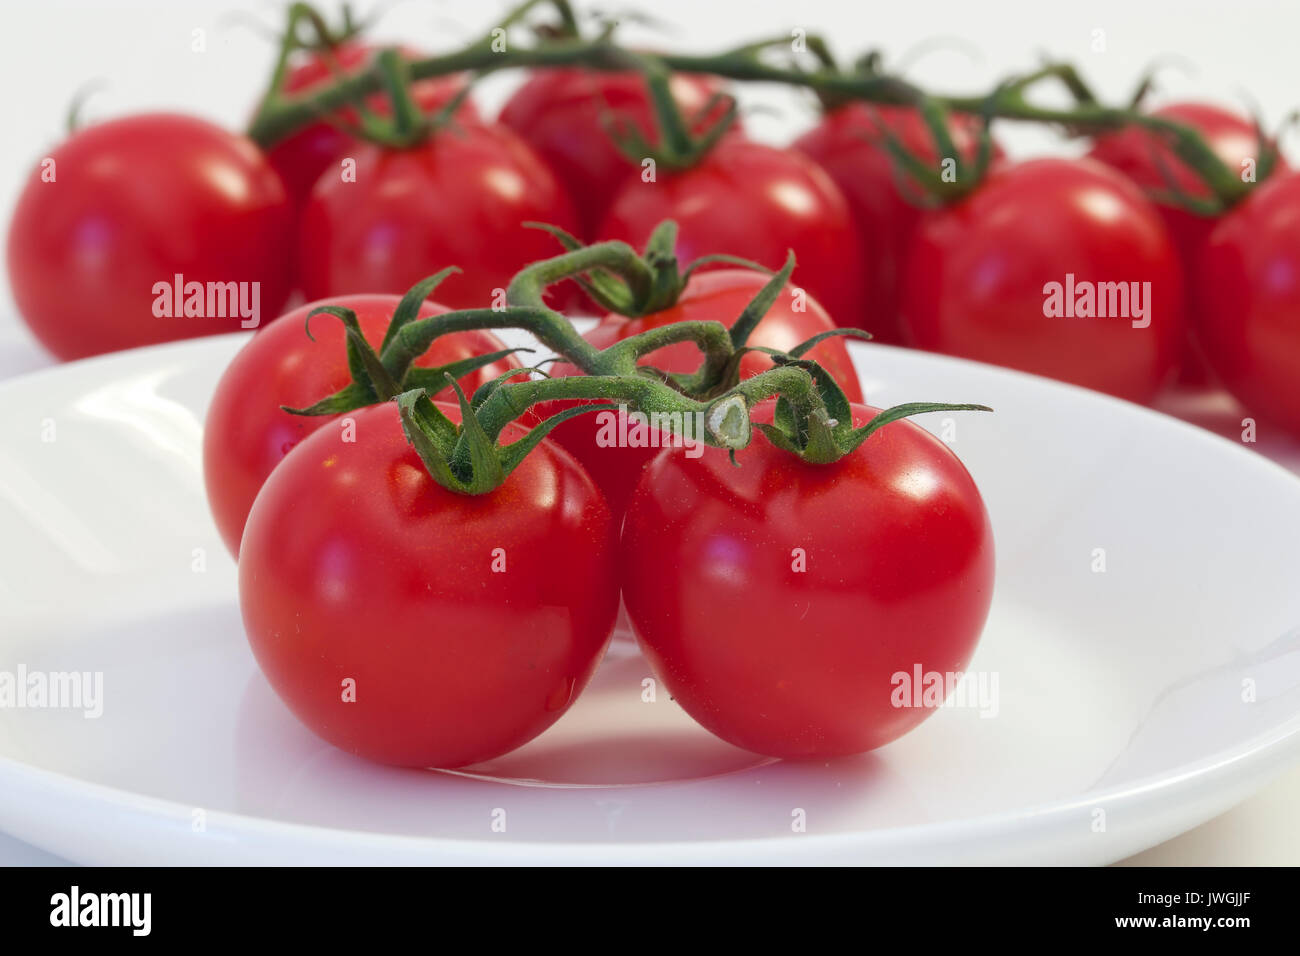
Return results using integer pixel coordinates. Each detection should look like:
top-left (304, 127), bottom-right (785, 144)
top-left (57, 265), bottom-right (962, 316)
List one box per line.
top-left (533, 270), bottom-right (864, 519)
top-left (297, 122), bottom-right (579, 309)
top-left (6, 113), bottom-right (294, 361)
top-left (266, 43), bottom-right (478, 208)
top-left (1194, 171), bottom-right (1300, 438)
top-left (1088, 102), bottom-right (1286, 385)
top-left (499, 68), bottom-right (736, 239)
top-left (204, 294), bottom-right (517, 557)
top-left (596, 138), bottom-right (868, 328)
top-left (794, 103), bottom-right (997, 342)
top-left (900, 158), bottom-right (1184, 403)
top-left (620, 403), bottom-right (994, 759)
top-left (239, 401), bottom-right (619, 768)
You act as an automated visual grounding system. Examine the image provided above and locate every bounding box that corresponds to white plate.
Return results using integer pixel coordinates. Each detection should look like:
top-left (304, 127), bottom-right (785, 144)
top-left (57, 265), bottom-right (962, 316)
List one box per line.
top-left (1, 333), bottom-right (1299, 866)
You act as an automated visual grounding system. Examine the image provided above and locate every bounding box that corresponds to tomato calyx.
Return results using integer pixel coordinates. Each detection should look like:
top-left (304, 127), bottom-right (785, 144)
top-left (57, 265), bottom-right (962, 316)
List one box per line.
top-left (597, 50), bottom-right (740, 172)
top-left (746, 342), bottom-right (992, 465)
top-left (866, 96), bottom-right (998, 206)
top-left (282, 269), bottom-right (533, 417)
top-left (526, 219), bottom-right (771, 317)
top-left (396, 380), bottom-right (618, 496)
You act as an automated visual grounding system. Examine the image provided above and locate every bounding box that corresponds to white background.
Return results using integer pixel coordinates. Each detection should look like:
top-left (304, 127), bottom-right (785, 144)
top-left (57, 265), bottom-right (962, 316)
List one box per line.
top-left (1, 0), bottom-right (1298, 864)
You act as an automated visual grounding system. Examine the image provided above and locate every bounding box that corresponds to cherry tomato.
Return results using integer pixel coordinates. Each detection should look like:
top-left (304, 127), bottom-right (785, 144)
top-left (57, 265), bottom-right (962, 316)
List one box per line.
top-left (204, 294), bottom-right (517, 557)
top-left (266, 42), bottom-right (478, 208)
top-left (533, 269), bottom-right (864, 519)
top-left (297, 122), bottom-right (579, 309)
top-left (620, 403), bottom-right (994, 759)
top-left (499, 68), bottom-right (736, 239)
top-left (794, 103), bottom-right (997, 342)
top-left (900, 158), bottom-right (1184, 403)
top-left (1194, 170), bottom-right (1300, 439)
top-left (596, 138), bottom-right (868, 328)
top-left (6, 113), bottom-right (294, 361)
top-left (239, 401), bottom-right (619, 768)
top-left (1088, 101), bottom-right (1286, 385)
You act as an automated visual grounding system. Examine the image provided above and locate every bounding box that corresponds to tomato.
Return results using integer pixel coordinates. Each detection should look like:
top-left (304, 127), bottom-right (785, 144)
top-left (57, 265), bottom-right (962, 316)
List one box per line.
top-left (297, 122), bottom-right (579, 309)
top-left (266, 42), bottom-right (478, 208)
top-left (620, 403), bottom-right (994, 759)
top-left (900, 157), bottom-right (1184, 403)
top-left (239, 401), bottom-right (619, 768)
top-left (794, 103), bottom-right (998, 342)
top-left (596, 138), bottom-right (868, 328)
top-left (1193, 170), bottom-right (1300, 439)
top-left (499, 68), bottom-right (736, 240)
top-left (533, 269), bottom-right (864, 519)
top-left (5, 113), bottom-right (294, 361)
top-left (204, 294), bottom-right (517, 557)
top-left (1088, 101), bottom-right (1286, 385)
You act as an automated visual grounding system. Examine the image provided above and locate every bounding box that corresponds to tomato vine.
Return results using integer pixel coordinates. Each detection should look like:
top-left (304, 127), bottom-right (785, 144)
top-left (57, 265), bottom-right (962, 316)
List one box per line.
top-left (246, 0), bottom-right (1277, 210)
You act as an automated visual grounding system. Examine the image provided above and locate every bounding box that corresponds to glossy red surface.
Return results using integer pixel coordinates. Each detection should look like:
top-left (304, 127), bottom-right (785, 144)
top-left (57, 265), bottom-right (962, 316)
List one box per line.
top-left (7, 113), bottom-right (294, 360)
top-left (239, 402), bottom-right (619, 768)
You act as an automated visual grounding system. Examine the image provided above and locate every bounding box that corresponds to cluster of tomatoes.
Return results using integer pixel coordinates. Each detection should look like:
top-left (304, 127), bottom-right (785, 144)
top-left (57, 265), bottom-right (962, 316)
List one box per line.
top-left (204, 255), bottom-right (994, 767)
top-left (7, 8), bottom-right (1296, 771)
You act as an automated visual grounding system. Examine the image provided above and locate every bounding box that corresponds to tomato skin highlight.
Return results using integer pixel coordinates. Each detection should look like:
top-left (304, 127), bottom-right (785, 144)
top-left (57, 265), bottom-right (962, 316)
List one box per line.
top-left (620, 403), bottom-right (994, 759)
top-left (794, 103), bottom-right (997, 342)
top-left (1194, 171), bottom-right (1300, 439)
top-left (203, 294), bottom-right (516, 557)
top-left (265, 42), bottom-right (478, 209)
top-left (296, 122), bottom-right (579, 309)
top-left (596, 138), bottom-right (869, 329)
top-left (535, 269), bottom-right (865, 519)
top-left (900, 157), bottom-right (1184, 404)
top-left (1087, 102), bottom-right (1287, 386)
top-left (239, 402), bottom-right (619, 769)
top-left (499, 68), bottom-right (736, 239)
top-left (6, 113), bottom-right (294, 361)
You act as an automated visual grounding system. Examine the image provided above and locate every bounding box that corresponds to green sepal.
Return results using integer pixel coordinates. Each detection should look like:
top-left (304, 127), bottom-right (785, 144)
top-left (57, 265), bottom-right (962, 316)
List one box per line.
top-left (753, 422), bottom-right (802, 455)
top-left (787, 327), bottom-right (874, 357)
top-left (306, 305), bottom-right (400, 400)
top-left (729, 252), bottom-right (797, 349)
top-left (396, 389), bottom-right (466, 491)
top-left (380, 266), bottom-right (462, 355)
top-left (446, 376), bottom-right (506, 492)
top-left (841, 402), bottom-right (994, 455)
top-left (402, 347), bottom-right (533, 396)
top-left (793, 356), bottom-right (853, 435)
top-left (680, 253), bottom-right (772, 286)
top-left (281, 381), bottom-right (374, 417)
top-left (498, 402), bottom-right (621, 477)
top-left (470, 365), bottom-right (547, 412)
top-left (754, 349), bottom-right (855, 451)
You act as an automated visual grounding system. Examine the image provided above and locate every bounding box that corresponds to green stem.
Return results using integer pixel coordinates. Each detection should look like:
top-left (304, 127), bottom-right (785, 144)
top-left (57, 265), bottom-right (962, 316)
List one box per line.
top-left (475, 363), bottom-right (822, 448)
top-left (243, 17), bottom-right (1255, 206)
top-left (382, 307), bottom-right (599, 380)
